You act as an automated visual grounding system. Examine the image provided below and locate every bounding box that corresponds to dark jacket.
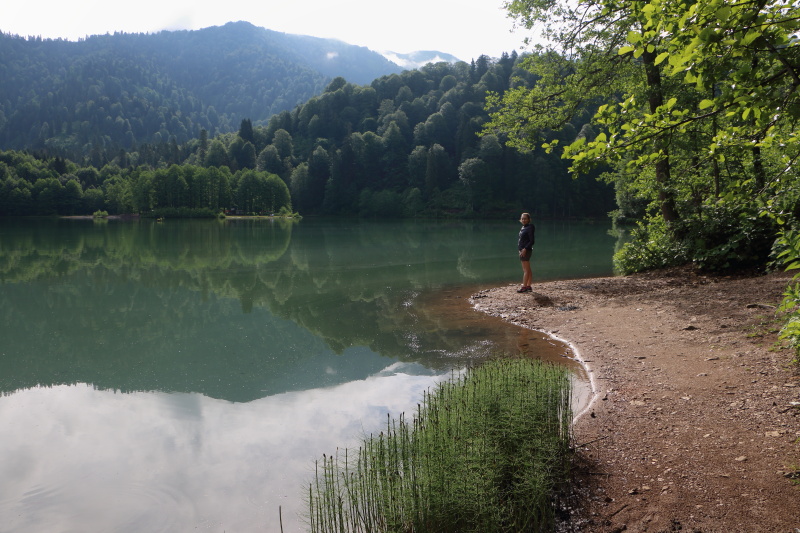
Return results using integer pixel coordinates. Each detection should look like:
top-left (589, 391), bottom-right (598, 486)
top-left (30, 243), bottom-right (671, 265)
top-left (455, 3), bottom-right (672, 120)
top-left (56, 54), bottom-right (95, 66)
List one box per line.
top-left (518, 223), bottom-right (535, 251)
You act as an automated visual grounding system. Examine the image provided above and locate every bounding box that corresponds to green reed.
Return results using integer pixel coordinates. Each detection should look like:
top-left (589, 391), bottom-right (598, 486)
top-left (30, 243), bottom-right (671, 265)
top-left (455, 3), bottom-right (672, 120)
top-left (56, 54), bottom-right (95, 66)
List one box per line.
top-left (305, 358), bottom-right (573, 532)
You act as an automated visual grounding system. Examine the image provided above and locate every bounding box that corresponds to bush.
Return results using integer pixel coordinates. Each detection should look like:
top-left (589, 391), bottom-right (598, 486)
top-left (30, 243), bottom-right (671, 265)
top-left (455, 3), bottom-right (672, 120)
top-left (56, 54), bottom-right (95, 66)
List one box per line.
top-left (614, 203), bottom-right (777, 274)
top-left (774, 227), bottom-right (800, 363)
top-left (613, 216), bottom-right (688, 274)
top-left (677, 203), bottom-right (776, 271)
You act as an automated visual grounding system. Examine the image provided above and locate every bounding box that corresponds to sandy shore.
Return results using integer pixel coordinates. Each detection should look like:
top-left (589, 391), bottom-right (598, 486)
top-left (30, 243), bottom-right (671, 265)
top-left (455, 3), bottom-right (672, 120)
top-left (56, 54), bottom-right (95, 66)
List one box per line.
top-left (470, 268), bottom-right (800, 532)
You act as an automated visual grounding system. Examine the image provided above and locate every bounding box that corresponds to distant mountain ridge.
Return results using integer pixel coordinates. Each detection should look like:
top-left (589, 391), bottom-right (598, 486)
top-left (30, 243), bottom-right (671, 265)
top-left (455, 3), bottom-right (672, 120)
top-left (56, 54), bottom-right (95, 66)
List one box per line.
top-left (0, 21), bottom-right (415, 158)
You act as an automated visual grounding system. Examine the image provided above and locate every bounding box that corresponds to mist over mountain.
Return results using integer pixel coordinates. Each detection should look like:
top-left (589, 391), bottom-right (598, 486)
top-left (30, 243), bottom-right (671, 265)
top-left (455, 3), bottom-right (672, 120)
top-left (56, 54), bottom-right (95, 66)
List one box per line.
top-left (381, 50), bottom-right (462, 70)
top-left (0, 21), bottom-right (408, 158)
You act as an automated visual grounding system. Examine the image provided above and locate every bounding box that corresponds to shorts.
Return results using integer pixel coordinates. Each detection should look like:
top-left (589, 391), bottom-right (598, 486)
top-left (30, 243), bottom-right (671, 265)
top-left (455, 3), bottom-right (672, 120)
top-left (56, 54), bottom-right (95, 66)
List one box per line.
top-left (519, 249), bottom-right (531, 262)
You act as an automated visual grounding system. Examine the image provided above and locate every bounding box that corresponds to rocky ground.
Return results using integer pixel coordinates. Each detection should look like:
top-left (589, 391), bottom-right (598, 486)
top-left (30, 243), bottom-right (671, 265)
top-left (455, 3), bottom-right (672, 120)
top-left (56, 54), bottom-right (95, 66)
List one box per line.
top-left (470, 267), bottom-right (800, 533)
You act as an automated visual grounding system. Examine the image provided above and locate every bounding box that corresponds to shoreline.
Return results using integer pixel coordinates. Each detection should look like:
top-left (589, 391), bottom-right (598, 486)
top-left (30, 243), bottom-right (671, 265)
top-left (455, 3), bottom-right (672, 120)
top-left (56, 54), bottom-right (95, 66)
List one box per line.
top-left (470, 268), bottom-right (800, 532)
top-left (551, 329), bottom-right (601, 425)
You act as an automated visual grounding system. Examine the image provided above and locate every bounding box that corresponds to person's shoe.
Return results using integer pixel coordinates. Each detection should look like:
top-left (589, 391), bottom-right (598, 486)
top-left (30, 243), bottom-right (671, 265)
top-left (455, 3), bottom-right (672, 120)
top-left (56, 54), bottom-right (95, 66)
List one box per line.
top-left (517, 285), bottom-right (531, 293)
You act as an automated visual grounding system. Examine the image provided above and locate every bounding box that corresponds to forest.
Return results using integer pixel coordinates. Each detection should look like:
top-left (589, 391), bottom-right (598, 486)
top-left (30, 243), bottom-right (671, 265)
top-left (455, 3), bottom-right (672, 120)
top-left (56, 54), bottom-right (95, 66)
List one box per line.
top-left (0, 51), bottom-right (615, 219)
top-left (0, 22), bottom-right (401, 160)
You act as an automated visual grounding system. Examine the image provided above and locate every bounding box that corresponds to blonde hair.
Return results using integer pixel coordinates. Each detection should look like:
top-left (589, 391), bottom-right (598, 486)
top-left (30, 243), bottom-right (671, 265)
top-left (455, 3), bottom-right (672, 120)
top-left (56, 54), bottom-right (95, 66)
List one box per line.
top-left (520, 212), bottom-right (531, 221)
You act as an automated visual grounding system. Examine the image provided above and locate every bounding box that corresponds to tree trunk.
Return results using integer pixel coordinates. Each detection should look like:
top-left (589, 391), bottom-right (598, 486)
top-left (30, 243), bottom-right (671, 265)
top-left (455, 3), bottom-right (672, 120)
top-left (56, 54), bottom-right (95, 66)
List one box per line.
top-left (752, 144), bottom-right (765, 190)
top-left (642, 49), bottom-right (679, 223)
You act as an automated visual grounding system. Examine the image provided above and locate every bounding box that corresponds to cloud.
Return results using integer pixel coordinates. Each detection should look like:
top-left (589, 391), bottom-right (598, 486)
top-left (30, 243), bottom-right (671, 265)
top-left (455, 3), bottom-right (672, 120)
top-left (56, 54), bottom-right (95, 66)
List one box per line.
top-left (0, 368), bottom-right (450, 532)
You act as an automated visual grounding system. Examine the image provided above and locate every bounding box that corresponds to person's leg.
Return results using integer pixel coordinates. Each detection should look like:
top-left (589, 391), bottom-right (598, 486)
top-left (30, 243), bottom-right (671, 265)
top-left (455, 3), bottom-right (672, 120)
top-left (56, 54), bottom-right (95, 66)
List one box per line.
top-left (522, 259), bottom-right (533, 288)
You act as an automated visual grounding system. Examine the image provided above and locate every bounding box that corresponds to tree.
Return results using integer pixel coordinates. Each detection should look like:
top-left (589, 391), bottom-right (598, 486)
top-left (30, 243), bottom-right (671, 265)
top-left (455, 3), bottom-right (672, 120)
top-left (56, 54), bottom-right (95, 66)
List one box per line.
top-left (290, 163), bottom-right (312, 212)
top-left (382, 122), bottom-right (410, 190)
top-left (61, 179), bottom-right (84, 215)
top-left (236, 170), bottom-right (291, 214)
top-left (425, 144), bottom-right (451, 199)
top-left (305, 146), bottom-right (330, 213)
top-left (458, 158), bottom-right (486, 212)
top-left (257, 145), bottom-right (283, 175)
top-left (238, 118), bottom-right (255, 144)
top-left (272, 129), bottom-right (294, 161)
top-left (229, 137), bottom-right (256, 170)
top-left (488, 0), bottom-right (800, 272)
top-left (205, 139), bottom-right (229, 168)
top-left (198, 129), bottom-right (209, 162)
top-left (407, 146), bottom-right (428, 190)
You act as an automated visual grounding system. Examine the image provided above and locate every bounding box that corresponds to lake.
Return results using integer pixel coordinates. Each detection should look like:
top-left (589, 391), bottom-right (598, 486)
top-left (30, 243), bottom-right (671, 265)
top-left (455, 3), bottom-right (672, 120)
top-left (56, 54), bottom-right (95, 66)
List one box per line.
top-left (0, 217), bottom-right (616, 532)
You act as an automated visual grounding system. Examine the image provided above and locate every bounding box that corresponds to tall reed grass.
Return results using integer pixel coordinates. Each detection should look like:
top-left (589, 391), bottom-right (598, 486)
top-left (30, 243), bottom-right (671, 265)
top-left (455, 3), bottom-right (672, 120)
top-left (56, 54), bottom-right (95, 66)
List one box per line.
top-left (305, 357), bottom-right (573, 532)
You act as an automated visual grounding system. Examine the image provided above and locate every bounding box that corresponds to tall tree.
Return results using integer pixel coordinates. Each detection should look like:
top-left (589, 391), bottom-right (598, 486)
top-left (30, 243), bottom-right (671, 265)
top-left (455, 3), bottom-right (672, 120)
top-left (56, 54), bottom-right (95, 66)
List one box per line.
top-left (238, 118), bottom-right (255, 144)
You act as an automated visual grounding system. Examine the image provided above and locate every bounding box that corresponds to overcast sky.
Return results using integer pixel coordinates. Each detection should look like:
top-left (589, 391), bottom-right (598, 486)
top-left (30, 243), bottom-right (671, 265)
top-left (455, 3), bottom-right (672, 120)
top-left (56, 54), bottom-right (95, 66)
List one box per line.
top-left (2, 0), bottom-right (536, 61)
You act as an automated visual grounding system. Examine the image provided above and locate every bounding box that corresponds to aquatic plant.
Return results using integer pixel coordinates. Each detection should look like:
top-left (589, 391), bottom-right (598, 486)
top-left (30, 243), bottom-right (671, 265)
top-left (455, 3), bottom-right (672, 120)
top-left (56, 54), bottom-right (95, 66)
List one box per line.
top-left (306, 358), bottom-right (573, 532)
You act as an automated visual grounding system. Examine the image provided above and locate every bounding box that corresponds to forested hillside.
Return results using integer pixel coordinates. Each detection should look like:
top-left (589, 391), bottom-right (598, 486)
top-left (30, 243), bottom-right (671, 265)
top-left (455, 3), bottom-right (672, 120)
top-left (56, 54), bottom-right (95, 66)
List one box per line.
top-left (245, 54), bottom-right (613, 218)
top-left (0, 22), bottom-right (402, 160)
top-left (0, 53), bottom-right (614, 219)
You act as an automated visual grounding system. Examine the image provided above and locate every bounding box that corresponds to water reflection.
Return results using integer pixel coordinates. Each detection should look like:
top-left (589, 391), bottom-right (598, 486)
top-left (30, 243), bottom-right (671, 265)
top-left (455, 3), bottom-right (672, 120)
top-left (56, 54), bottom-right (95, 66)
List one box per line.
top-left (0, 218), bottom-right (615, 532)
top-left (0, 218), bottom-right (614, 398)
top-left (0, 366), bottom-right (449, 532)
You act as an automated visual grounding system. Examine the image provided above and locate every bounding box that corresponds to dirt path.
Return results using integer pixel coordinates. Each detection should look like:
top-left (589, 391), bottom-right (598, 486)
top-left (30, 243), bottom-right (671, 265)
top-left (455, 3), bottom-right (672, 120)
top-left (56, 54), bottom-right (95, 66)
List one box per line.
top-left (470, 268), bottom-right (800, 533)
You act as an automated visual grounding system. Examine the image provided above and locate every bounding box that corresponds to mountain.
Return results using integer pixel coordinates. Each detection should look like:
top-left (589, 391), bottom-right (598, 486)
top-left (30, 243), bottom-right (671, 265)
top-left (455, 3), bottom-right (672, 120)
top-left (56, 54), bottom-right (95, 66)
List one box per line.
top-left (381, 50), bottom-right (463, 70)
top-left (0, 21), bottom-right (403, 159)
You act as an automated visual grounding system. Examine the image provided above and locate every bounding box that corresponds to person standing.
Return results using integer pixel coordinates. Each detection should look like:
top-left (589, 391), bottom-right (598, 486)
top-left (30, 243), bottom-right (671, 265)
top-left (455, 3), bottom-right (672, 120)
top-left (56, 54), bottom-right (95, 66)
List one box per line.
top-left (517, 212), bottom-right (535, 293)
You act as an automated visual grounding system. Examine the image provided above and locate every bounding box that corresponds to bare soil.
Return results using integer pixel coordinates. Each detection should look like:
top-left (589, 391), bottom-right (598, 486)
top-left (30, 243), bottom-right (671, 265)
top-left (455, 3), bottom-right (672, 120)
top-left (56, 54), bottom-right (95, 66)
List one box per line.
top-left (470, 267), bottom-right (800, 533)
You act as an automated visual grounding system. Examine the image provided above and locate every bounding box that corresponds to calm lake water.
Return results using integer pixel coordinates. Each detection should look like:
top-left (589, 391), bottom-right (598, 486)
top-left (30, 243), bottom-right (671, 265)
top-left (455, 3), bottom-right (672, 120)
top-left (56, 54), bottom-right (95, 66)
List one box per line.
top-left (0, 217), bottom-right (616, 532)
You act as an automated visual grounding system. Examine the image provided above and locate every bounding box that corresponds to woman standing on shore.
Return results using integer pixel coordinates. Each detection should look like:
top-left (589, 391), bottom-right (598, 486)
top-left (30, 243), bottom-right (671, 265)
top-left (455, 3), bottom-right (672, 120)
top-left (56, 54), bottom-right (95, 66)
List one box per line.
top-left (517, 213), bottom-right (535, 293)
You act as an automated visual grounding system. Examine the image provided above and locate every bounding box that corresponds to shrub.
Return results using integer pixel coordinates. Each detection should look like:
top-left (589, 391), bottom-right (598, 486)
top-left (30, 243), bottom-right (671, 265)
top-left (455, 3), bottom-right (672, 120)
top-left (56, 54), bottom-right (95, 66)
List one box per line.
top-left (614, 203), bottom-right (777, 274)
top-left (613, 216), bottom-right (688, 274)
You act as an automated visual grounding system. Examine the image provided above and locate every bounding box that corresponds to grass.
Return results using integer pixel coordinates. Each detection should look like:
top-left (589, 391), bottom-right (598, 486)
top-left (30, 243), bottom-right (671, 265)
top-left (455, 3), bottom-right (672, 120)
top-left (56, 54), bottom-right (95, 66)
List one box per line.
top-left (305, 357), bottom-right (573, 532)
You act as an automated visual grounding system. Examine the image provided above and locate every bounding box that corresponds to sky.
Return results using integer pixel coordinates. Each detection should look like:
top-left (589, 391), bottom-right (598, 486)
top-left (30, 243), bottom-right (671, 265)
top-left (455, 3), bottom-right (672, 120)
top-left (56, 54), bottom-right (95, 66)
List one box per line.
top-left (1, 0), bottom-right (537, 62)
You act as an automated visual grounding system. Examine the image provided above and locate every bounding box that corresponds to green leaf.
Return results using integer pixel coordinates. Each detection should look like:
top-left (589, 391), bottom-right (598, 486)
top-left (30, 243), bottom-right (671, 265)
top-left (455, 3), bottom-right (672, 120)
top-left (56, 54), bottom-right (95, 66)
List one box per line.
top-left (654, 52), bottom-right (669, 65)
top-left (741, 30), bottom-right (761, 46)
top-left (618, 46), bottom-right (634, 55)
top-left (698, 99), bottom-right (714, 109)
top-left (716, 6), bottom-right (732, 21)
top-left (627, 31), bottom-right (642, 44)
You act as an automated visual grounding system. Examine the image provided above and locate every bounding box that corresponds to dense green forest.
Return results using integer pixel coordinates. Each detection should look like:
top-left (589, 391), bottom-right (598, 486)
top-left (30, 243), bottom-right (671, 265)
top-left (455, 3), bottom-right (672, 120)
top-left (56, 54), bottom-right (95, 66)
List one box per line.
top-left (0, 52), bottom-right (615, 219)
top-left (0, 22), bottom-right (401, 160)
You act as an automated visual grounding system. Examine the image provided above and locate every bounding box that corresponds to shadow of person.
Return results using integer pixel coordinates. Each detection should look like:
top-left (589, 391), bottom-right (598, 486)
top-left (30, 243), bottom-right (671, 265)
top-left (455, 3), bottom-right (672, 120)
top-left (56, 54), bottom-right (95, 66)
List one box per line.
top-left (531, 292), bottom-right (554, 307)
